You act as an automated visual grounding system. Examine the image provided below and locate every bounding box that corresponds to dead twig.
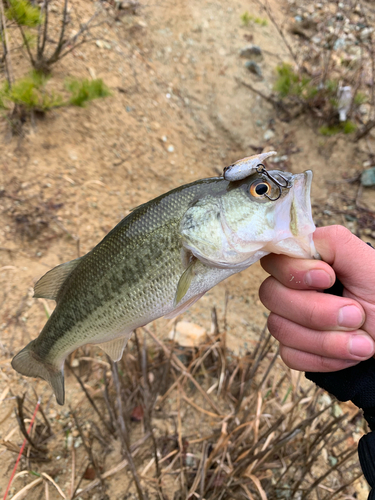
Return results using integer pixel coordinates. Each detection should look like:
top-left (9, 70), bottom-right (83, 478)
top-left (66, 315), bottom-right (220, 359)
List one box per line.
top-left (236, 78), bottom-right (292, 120)
top-left (111, 360), bottom-right (145, 500)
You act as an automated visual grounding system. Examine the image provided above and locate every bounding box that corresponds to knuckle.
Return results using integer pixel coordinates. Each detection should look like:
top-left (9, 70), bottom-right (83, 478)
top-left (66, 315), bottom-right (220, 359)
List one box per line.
top-left (319, 333), bottom-right (335, 357)
top-left (267, 314), bottom-right (289, 342)
top-left (259, 277), bottom-right (279, 309)
top-left (331, 225), bottom-right (354, 246)
top-left (318, 331), bottom-right (349, 360)
top-left (279, 346), bottom-right (295, 369)
top-left (319, 354), bottom-right (339, 371)
top-left (307, 302), bottom-right (319, 327)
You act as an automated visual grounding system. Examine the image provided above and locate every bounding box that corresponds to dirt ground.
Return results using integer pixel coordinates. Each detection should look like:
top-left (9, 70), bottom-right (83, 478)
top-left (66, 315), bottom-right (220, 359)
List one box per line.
top-left (1, 0), bottom-right (375, 498)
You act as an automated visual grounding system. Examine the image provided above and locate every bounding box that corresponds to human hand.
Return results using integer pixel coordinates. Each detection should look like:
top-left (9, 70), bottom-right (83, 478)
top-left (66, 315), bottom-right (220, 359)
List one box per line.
top-left (259, 225), bottom-right (375, 372)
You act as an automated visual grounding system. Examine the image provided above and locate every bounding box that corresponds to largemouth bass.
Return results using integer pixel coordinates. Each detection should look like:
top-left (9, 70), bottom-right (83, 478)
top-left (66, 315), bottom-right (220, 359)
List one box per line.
top-left (12, 162), bottom-right (318, 405)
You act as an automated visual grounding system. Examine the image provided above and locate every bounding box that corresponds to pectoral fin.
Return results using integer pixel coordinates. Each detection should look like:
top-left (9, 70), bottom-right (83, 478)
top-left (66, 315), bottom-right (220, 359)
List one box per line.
top-left (99, 336), bottom-right (130, 362)
top-left (34, 257), bottom-right (83, 301)
top-left (175, 260), bottom-right (197, 305)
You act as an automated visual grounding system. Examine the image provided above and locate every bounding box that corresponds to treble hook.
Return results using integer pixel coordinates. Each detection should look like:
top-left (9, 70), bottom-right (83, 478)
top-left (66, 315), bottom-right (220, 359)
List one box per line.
top-left (256, 164), bottom-right (291, 202)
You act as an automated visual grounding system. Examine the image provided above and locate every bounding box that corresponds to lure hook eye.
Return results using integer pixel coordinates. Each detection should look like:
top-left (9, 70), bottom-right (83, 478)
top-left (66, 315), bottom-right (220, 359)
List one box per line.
top-left (255, 164), bottom-right (291, 201)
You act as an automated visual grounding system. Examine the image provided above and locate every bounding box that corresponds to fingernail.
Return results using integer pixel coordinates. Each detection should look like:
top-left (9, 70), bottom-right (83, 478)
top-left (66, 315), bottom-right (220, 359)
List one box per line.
top-left (304, 270), bottom-right (332, 288)
top-left (349, 336), bottom-right (374, 357)
top-left (338, 305), bottom-right (364, 328)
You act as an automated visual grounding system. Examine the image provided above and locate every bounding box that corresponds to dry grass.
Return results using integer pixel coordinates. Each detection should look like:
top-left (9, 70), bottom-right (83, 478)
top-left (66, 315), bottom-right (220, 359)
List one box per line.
top-left (2, 317), bottom-right (364, 500)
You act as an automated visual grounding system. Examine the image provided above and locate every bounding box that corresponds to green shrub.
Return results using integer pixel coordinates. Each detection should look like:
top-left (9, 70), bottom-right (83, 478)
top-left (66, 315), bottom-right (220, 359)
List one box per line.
top-left (319, 121), bottom-right (356, 136)
top-left (65, 78), bottom-right (111, 107)
top-left (253, 16), bottom-right (267, 26)
top-left (342, 120), bottom-right (357, 134)
top-left (274, 63), bottom-right (310, 98)
top-left (0, 90), bottom-right (8, 110)
top-left (354, 91), bottom-right (367, 105)
top-left (7, 77), bottom-right (40, 109)
top-left (274, 63), bottom-right (361, 134)
top-left (0, 73), bottom-right (111, 129)
top-left (0, 71), bottom-right (63, 112)
top-left (6, 0), bottom-right (41, 27)
top-left (240, 11), bottom-right (267, 27)
top-left (323, 80), bottom-right (336, 94)
top-left (318, 125), bottom-right (341, 136)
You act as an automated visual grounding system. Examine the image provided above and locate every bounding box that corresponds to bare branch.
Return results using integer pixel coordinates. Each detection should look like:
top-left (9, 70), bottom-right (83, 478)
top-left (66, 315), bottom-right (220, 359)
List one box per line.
top-left (0, 0), bottom-right (14, 85)
top-left (47, 0), bottom-right (68, 65)
top-left (38, 0), bottom-right (49, 61)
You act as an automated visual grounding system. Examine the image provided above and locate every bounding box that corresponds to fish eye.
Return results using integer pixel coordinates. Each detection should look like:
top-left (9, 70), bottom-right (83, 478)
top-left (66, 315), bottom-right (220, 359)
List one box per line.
top-left (250, 180), bottom-right (272, 197)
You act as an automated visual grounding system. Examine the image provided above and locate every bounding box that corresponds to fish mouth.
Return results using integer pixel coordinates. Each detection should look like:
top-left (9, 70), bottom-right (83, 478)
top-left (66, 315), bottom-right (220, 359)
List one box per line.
top-left (269, 169), bottom-right (319, 259)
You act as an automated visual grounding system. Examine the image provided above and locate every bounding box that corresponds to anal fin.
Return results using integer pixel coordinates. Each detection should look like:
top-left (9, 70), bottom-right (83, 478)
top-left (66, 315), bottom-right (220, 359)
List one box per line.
top-left (98, 336), bottom-right (130, 362)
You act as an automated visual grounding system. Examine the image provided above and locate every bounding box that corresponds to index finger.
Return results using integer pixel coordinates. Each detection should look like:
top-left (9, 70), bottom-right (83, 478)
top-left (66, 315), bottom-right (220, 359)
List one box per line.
top-left (260, 253), bottom-right (336, 290)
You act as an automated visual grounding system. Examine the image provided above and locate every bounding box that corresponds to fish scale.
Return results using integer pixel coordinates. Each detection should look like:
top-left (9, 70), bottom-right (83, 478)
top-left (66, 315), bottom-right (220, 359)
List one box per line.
top-left (11, 166), bottom-right (318, 405)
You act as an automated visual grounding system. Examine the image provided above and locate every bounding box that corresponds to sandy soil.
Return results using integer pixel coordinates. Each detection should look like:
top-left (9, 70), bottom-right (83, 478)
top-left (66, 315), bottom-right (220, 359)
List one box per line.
top-left (1, 0), bottom-right (375, 498)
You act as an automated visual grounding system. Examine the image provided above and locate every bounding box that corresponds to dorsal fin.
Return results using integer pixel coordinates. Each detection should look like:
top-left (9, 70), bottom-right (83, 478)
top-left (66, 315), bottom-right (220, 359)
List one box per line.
top-left (34, 257), bottom-right (83, 301)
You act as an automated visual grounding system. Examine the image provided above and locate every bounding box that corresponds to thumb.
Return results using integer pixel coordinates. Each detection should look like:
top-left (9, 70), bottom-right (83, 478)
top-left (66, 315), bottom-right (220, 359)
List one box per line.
top-left (314, 225), bottom-right (375, 332)
top-left (314, 225), bottom-right (375, 299)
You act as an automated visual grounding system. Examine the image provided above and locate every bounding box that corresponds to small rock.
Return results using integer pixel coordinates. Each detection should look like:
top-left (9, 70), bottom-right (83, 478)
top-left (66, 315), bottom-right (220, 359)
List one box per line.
top-left (244, 60), bottom-right (262, 77)
top-left (116, 0), bottom-right (140, 14)
top-left (294, 15), bottom-right (303, 22)
top-left (329, 456), bottom-right (338, 466)
top-left (333, 37), bottom-right (346, 50)
top-left (263, 129), bottom-right (275, 141)
top-left (96, 40), bottom-right (111, 50)
top-left (137, 20), bottom-right (147, 28)
top-left (363, 160), bottom-right (373, 168)
top-left (169, 321), bottom-right (207, 347)
top-left (74, 437), bottom-right (83, 449)
top-left (167, 145), bottom-right (175, 153)
top-left (361, 27), bottom-right (374, 41)
top-left (69, 150), bottom-right (78, 161)
top-left (150, 121), bottom-right (160, 131)
top-left (185, 454), bottom-right (196, 467)
top-left (307, 4), bottom-right (314, 14)
top-left (239, 45), bottom-right (262, 59)
top-left (270, 154), bottom-right (288, 163)
top-left (361, 168), bottom-right (375, 187)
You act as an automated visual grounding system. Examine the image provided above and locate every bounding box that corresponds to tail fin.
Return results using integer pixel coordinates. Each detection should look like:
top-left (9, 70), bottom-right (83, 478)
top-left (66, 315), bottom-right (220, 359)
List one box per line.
top-left (11, 342), bottom-right (65, 405)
